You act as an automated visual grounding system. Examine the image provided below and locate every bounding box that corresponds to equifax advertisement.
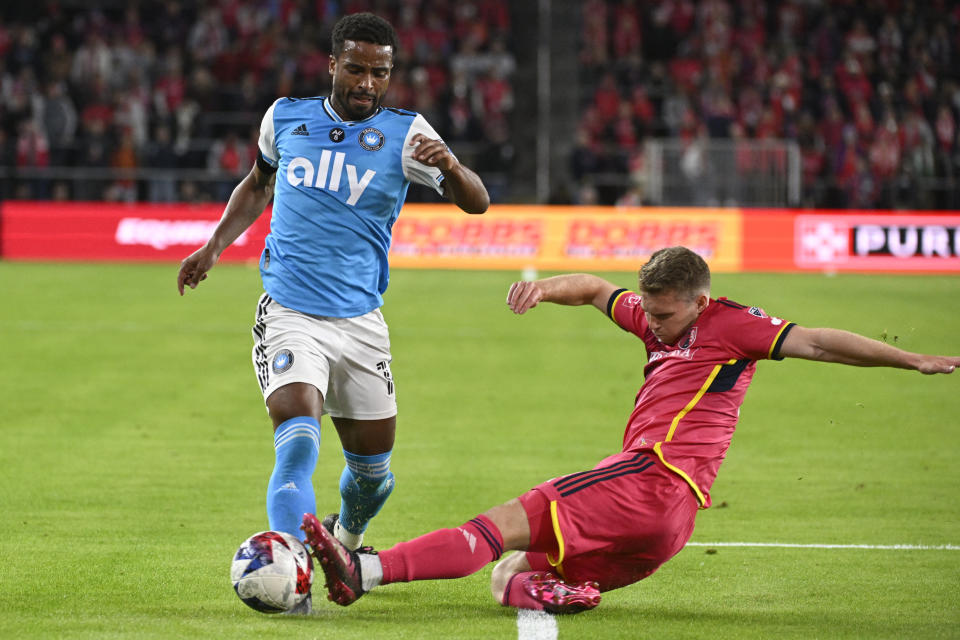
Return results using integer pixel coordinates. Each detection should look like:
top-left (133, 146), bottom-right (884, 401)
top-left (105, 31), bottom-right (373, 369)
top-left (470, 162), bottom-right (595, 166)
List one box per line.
top-left (2, 202), bottom-right (959, 273)
top-left (0, 202), bottom-right (270, 262)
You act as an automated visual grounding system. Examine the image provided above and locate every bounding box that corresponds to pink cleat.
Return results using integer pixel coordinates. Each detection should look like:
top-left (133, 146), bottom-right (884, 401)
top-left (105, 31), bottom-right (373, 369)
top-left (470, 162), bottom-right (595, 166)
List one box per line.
top-left (522, 572), bottom-right (601, 614)
top-left (301, 513), bottom-right (367, 606)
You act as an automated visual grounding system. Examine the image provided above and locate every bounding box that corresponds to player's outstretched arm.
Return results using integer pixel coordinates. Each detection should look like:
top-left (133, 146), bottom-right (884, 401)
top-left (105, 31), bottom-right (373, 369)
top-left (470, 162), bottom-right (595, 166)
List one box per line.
top-left (177, 164), bottom-right (276, 295)
top-left (409, 133), bottom-right (489, 214)
top-left (507, 274), bottom-right (619, 315)
top-left (779, 326), bottom-right (960, 374)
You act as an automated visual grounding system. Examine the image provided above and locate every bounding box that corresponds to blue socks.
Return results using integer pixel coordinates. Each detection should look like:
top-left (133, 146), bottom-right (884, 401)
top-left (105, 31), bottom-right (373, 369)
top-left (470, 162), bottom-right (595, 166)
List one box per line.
top-left (338, 449), bottom-right (395, 535)
top-left (264, 418), bottom-right (394, 541)
top-left (266, 417), bottom-right (320, 541)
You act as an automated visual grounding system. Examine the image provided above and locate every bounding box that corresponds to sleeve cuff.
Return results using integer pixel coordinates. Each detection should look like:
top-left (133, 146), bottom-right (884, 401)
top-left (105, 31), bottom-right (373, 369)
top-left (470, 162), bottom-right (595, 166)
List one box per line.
top-left (769, 322), bottom-right (796, 360)
top-left (606, 288), bottom-right (629, 320)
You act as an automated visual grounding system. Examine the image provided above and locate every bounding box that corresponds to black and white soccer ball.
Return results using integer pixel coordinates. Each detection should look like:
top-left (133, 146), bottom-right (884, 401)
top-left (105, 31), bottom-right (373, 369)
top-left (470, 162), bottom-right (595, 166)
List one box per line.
top-left (230, 530), bottom-right (313, 613)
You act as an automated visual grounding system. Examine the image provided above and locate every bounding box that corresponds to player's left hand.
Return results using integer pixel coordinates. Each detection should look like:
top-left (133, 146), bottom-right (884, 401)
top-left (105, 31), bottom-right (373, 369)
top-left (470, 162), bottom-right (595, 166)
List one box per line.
top-left (915, 355), bottom-right (960, 375)
top-left (410, 133), bottom-right (456, 172)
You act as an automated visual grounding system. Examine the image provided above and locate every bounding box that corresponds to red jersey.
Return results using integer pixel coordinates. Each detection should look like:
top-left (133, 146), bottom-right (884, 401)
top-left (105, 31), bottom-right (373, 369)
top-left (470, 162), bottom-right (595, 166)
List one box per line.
top-left (609, 290), bottom-right (795, 508)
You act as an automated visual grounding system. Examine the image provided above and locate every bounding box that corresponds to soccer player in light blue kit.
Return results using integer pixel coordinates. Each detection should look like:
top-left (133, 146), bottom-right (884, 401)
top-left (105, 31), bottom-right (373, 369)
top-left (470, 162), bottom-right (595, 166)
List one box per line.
top-left (177, 11), bottom-right (489, 597)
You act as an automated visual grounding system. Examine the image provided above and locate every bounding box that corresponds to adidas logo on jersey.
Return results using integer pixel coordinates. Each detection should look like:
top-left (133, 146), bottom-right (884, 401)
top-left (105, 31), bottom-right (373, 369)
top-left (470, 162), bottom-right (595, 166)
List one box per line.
top-left (287, 152), bottom-right (376, 206)
top-left (292, 123), bottom-right (309, 136)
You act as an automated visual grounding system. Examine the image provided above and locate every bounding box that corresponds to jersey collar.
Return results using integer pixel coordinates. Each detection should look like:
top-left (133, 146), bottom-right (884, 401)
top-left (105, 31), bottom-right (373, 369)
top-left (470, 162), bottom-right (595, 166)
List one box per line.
top-left (322, 97), bottom-right (382, 124)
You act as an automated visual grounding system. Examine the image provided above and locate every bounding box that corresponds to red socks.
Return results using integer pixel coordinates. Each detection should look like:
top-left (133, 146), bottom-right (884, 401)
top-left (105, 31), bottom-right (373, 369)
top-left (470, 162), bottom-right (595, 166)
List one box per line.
top-left (501, 571), bottom-right (546, 609)
top-left (379, 515), bottom-right (504, 584)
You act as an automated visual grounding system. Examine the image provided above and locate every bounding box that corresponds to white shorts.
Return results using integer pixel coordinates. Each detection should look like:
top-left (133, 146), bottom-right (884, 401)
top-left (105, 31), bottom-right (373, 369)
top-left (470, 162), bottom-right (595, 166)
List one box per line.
top-left (251, 294), bottom-right (397, 420)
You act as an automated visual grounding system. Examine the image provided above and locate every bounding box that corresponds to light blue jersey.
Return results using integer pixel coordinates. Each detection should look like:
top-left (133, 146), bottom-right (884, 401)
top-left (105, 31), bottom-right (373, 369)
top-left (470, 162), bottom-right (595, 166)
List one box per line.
top-left (257, 97), bottom-right (447, 317)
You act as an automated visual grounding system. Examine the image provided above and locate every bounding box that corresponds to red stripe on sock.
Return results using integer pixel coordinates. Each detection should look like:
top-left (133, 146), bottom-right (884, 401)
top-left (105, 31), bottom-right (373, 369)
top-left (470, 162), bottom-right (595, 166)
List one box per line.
top-left (379, 515), bottom-right (504, 584)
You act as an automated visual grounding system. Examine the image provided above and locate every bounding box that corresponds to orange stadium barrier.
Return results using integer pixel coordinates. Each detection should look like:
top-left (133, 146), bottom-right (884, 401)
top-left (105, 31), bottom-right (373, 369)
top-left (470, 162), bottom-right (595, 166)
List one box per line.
top-left (2, 201), bottom-right (959, 273)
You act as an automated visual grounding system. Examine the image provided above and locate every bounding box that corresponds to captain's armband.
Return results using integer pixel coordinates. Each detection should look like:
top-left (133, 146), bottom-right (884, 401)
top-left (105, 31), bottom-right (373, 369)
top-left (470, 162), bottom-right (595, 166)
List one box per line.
top-left (256, 150), bottom-right (279, 175)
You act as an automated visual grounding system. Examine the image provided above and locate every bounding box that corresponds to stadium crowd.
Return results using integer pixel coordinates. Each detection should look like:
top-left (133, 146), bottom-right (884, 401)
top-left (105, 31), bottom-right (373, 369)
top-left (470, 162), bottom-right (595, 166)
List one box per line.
top-left (0, 0), bottom-right (514, 202)
top-left (4, 1), bottom-right (960, 209)
top-left (572, 0), bottom-right (960, 209)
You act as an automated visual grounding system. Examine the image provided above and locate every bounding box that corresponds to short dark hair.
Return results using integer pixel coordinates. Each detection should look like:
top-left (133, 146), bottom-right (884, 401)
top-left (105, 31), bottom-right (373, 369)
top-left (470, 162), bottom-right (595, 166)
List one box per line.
top-left (331, 12), bottom-right (399, 59)
top-left (638, 246), bottom-right (711, 300)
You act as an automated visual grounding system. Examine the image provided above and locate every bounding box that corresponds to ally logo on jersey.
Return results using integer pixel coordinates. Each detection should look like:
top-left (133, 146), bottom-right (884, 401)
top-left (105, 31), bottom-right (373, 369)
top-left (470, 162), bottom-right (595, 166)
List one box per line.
top-left (286, 150), bottom-right (377, 206)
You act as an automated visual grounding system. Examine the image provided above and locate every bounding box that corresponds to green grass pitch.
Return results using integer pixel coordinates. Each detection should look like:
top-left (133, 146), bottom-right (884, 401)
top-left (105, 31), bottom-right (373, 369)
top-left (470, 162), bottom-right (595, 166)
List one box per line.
top-left (1, 262), bottom-right (958, 639)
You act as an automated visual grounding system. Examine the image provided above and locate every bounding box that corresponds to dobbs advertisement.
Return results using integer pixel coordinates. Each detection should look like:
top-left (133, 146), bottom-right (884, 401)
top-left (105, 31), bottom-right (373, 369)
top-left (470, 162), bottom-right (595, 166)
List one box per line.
top-left (389, 206), bottom-right (741, 272)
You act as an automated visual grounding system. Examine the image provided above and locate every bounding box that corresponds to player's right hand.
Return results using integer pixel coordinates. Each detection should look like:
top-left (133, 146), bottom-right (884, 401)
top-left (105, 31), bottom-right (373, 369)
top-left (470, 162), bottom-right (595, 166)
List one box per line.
top-left (506, 280), bottom-right (544, 315)
top-left (177, 246), bottom-right (218, 295)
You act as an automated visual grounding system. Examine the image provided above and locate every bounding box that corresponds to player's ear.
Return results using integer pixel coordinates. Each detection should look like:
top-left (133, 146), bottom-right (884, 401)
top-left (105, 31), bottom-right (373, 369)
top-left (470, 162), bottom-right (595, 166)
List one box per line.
top-left (695, 293), bottom-right (709, 313)
top-left (329, 55), bottom-right (337, 76)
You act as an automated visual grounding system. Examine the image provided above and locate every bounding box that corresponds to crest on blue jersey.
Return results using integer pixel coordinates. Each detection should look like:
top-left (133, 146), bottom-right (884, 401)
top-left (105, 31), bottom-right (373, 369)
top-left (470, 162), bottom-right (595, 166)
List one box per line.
top-left (272, 349), bottom-right (295, 374)
top-left (358, 127), bottom-right (385, 151)
top-left (329, 127), bottom-right (345, 143)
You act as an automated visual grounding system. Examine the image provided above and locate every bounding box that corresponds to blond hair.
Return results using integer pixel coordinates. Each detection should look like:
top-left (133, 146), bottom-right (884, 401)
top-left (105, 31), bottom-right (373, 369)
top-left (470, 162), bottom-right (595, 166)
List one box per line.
top-left (638, 246), bottom-right (711, 300)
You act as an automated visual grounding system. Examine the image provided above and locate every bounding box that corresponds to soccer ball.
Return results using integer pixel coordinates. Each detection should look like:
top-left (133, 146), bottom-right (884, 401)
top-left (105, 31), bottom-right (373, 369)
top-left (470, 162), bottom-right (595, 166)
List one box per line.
top-left (230, 530), bottom-right (313, 613)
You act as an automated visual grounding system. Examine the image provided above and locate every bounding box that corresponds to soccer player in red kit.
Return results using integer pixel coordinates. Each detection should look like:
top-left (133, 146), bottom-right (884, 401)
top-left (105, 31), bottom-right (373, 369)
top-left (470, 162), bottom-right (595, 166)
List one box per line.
top-left (301, 246), bottom-right (960, 614)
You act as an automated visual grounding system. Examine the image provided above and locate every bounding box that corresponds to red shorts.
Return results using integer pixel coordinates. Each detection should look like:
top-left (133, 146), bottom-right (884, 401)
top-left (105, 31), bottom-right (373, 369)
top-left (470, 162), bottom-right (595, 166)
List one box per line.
top-left (518, 451), bottom-right (698, 592)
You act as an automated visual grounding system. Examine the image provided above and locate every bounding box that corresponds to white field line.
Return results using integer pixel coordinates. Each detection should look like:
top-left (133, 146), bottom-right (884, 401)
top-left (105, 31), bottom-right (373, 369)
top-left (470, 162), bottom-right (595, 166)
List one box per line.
top-left (515, 542), bottom-right (957, 638)
top-left (517, 608), bottom-right (557, 640)
top-left (686, 541), bottom-right (960, 550)
top-left (515, 541), bottom-right (958, 639)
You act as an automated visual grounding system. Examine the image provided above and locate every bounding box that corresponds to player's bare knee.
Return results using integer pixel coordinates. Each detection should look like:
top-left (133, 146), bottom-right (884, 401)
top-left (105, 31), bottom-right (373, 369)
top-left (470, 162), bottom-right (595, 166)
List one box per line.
top-left (266, 383), bottom-right (324, 427)
top-left (490, 555), bottom-right (513, 603)
top-left (490, 551), bottom-right (528, 604)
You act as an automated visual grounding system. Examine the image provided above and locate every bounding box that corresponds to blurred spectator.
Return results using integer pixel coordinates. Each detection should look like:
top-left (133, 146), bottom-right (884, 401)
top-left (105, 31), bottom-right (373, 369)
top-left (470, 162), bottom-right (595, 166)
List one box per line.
top-left (70, 33), bottom-right (112, 88)
top-left (113, 88), bottom-right (149, 149)
top-left (188, 7), bottom-right (228, 65)
top-left (106, 127), bottom-right (138, 202)
top-left (0, 128), bottom-right (14, 198)
top-left (153, 47), bottom-right (186, 117)
top-left (179, 179), bottom-right (207, 204)
top-left (615, 176), bottom-right (648, 208)
top-left (145, 122), bottom-right (178, 203)
top-left (15, 119), bottom-right (50, 198)
top-left (571, 126), bottom-right (602, 183)
top-left (580, 0), bottom-right (608, 67)
top-left (593, 73), bottom-right (622, 123)
top-left (42, 33), bottom-right (73, 84)
top-left (39, 81), bottom-right (77, 166)
top-left (901, 109), bottom-right (935, 177)
top-left (74, 117), bottom-right (110, 200)
top-left (574, 181), bottom-right (599, 205)
top-left (207, 130), bottom-right (253, 201)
